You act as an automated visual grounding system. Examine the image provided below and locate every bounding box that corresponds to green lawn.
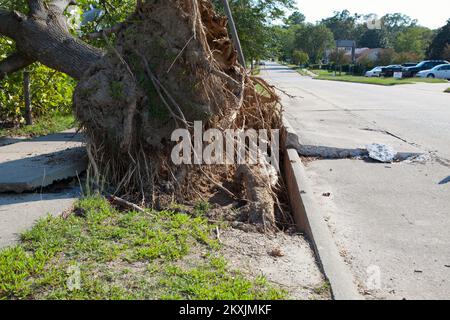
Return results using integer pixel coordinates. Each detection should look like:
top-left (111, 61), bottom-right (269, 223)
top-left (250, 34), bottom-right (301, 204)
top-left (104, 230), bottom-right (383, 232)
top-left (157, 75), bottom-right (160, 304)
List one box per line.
top-left (445, 88), bottom-right (450, 93)
top-left (0, 113), bottom-right (76, 138)
top-left (304, 69), bottom-right (448, 86)
top-left (316, 75), bottom-right (412, 86)
top-left (283, 64), bottom-right (308, 76)
top-left (0, 196), bottom-right (286, 300)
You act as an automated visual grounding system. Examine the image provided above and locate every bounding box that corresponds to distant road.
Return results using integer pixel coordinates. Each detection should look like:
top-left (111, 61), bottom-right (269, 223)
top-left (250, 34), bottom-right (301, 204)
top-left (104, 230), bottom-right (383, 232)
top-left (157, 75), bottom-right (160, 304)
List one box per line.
top-left (262, 62), bottom-right (450, 300)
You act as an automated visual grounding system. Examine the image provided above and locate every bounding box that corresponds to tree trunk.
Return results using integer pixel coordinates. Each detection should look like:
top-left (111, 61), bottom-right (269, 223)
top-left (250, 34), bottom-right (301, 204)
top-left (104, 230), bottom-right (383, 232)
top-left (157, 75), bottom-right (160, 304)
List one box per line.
top-left (23, 71), bottom-right (32, 125)
top-left (0, 0), bottom-right (283, 232)
top-left (0, 1), bottom-right (103, 80)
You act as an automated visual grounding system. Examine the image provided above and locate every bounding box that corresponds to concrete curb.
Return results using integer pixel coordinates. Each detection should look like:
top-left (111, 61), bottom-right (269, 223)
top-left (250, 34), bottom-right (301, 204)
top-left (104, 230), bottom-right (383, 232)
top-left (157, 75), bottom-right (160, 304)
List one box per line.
top-left (282, 118), bottom-right (362, 300)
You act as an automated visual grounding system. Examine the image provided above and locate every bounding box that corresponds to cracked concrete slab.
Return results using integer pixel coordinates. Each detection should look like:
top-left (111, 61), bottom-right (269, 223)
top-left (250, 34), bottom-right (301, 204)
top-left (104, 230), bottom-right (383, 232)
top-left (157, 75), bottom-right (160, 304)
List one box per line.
top-left (0, 130), bottom-right (87, 193)
top-left (0, 136), bottom-right (27, 147)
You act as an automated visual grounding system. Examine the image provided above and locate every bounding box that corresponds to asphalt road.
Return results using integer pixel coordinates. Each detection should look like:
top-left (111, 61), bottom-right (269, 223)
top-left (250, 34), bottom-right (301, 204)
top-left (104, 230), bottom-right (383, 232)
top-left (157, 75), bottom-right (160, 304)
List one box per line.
top-left (262, 62), bottom-right (450, 300)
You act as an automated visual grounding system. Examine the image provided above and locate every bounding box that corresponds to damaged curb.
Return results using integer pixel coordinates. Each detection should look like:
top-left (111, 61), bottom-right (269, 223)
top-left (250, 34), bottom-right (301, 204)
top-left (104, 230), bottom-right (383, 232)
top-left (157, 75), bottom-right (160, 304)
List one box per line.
top-left (282, 117), bottom-right (362, 300)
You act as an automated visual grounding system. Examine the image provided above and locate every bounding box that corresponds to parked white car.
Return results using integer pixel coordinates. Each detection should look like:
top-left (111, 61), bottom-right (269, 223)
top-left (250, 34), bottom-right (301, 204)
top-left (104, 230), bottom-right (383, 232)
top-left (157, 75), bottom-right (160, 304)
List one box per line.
top-left (365, 67), bottom-right (383, 77)
top-left (416, 64), bottom-right (450, 79)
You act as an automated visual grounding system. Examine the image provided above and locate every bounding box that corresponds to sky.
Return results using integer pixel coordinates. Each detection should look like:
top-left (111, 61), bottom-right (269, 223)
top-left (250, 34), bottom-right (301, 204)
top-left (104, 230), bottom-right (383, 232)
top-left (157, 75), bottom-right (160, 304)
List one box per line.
top-left (295, 0), bottom-right (450, 29)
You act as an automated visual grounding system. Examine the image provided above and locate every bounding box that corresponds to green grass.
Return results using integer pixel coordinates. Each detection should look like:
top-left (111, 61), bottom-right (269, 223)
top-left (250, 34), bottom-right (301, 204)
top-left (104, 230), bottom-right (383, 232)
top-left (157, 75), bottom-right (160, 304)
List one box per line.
top-left (309, 69), bottom-right (329, 77)
top-left (312, 281), bottom-right (331, 296)
top-left (445, 88), bottom-right (450, 93)
top-left (316, 74), bottom-right (412, 86)
top-left (0, 196), bottom-right (286, 300)
top-left (316, 74), bottom-right (447, 86)
top-left (296, 68), bottom-right (448, 86)
top-left (0, 113), bottom-right (76, 138)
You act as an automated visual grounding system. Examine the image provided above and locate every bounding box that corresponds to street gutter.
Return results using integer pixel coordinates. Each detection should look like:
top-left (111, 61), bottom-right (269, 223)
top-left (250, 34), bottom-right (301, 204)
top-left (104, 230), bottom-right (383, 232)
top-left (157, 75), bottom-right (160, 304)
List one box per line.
top-left (282, 118), bottom-right (362, 300)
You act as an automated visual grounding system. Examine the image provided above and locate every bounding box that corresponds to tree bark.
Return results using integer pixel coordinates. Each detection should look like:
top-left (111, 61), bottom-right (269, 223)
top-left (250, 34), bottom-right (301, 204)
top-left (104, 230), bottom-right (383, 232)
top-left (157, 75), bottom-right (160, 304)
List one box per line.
top-left (0, 1), bottom-right (104, 80)
top-left (0, 52), bottom-right (34, 79)
top-left (23, 71), bottom-right (32, 125)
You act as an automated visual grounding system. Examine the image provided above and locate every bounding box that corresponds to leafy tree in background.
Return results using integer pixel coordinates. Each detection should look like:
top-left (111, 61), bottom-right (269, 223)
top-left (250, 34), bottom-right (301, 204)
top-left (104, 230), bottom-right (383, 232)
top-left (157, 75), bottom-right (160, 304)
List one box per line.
top-left (212, 0), bottom-right (294, 66)
top-left (270, 11), bottom-right (306, 62)
top-left (393, 51), bottom-right (421, 64)
top-left (358, 29), bottom-right (388, 49)
top-left (292, 50), bottom-right (308, 65)
top-left (294, 24), bottom-right (335, 63)
top-left (381, 13), bottom-right (418, 46)
top-left (382, 13), bottom-right (418, 32)
top-left (426, 19), bottom-right (450, 59)
top-left (270, 25), bottom-right (296, 61)
top-left (376, 48), bottom-right (395, 66)
top-left (321, 10), bottom-right (361, 40)
top-left (394, 26), bottom-right (433, 59)
top-left (443, 44), bottom-right (450, 61)
top-left (329, 48), bottom-right (350, 74)
top-left (284, 11), bottom-right (305, 27)
top-left (357, 53), bottom-right (376, 70)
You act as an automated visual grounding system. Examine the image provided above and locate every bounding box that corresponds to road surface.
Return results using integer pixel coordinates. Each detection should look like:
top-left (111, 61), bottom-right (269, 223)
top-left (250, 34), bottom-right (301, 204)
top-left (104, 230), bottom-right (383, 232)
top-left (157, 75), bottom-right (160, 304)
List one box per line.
top-left (262, 62), bottom-right (450, 300)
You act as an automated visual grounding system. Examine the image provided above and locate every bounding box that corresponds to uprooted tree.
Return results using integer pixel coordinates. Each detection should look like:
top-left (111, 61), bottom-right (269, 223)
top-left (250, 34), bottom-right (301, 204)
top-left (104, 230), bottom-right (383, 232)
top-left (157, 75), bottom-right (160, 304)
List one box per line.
top-left (0, 0), bottom-right (289, 232)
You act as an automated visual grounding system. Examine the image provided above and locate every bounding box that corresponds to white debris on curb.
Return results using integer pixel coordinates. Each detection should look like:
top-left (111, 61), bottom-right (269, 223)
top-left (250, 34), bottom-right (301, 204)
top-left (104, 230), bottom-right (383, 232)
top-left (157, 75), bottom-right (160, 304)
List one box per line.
top-left (366, 143), bottom-right (396, 163)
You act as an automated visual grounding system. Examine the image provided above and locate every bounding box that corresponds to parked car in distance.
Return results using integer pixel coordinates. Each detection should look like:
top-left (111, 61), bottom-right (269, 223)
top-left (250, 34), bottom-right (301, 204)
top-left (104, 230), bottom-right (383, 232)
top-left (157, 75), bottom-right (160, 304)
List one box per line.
top-left (402, 63), bottom-right (417, 67)
top-left (365, 66), bottom-right (384, 77)
top-left (417, 64), bottom-right (450, 80)
top-left (381, 65), bottom-right (402, 77)
top-left (402, 60), bottom-right (450, 77)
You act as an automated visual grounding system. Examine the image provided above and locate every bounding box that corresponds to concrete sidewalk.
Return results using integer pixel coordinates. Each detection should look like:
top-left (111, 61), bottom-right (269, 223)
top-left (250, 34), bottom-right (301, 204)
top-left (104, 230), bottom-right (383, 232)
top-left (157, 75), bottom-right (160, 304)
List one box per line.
top-left (0, 130), bottom-right (87, 193)
top-left (0, 130), bottom-right (86, 248)
top-left (0, 188), bottom-right (81, 248)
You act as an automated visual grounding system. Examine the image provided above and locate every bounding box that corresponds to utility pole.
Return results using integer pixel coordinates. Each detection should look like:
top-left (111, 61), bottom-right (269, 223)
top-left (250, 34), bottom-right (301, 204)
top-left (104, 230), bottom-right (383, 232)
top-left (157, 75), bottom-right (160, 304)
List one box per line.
top-left (221, 0), bottom-right (246, 69)
top-left (23, 71), bottom-right (32, 126)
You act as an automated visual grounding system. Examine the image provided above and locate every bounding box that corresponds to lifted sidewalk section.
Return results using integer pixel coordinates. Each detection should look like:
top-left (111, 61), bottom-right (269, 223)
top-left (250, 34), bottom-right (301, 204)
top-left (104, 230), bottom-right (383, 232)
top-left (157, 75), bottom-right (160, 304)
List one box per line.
top-left (0, 130), bottom-right (87, 193)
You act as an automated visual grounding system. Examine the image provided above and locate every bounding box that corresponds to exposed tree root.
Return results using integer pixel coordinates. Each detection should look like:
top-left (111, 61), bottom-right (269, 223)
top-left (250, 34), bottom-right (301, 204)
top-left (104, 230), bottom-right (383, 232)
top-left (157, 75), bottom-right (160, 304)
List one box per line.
top-left (73, 0), bottom-right (285, 232)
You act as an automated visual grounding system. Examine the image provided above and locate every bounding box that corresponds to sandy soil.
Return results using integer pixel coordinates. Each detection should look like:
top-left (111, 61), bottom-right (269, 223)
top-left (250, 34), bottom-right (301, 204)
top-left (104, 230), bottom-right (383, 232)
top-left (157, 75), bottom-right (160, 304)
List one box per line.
top-left (221, 228), bottom-right (331, 300)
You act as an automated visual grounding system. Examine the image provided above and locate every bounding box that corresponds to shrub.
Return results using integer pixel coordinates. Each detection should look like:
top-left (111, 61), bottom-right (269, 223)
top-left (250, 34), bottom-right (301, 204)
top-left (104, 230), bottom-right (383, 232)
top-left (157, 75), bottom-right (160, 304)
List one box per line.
top-left (292, 50), bottom-right (309, 66)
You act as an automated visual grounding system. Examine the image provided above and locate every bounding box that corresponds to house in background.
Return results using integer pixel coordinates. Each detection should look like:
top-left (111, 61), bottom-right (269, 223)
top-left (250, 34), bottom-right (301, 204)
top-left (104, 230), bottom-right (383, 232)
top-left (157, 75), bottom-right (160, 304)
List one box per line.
top-left (324, 45), bottom-right (384, 64)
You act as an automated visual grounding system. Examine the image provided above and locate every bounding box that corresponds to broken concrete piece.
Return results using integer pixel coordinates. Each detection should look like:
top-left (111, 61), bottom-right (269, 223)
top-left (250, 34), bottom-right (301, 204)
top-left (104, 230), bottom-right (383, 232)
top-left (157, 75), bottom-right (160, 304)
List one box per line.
top-left (0, 130), bottom-right (87, 193)
top-left (366, 143), bottom-right (396, 163)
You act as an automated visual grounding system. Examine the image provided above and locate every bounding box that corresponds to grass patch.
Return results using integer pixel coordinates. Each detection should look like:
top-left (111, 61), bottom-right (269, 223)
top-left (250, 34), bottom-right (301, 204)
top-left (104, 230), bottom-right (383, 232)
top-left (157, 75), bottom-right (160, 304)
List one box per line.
top-left (315, 73), bottom-right (448, 86)
top-left (283, 64), bottom-right (310, 76)
top-left (309, 69), bottom-right (329, 77)
top-left (445, 88), bottom-right (450, 93)
top-left (288, 67), bottom-right (448, 86)
top-left (0, 113), bottom-right (76, 138)
top-left (316, 74), bottom-right (412, 86)
top-left (312, 281), bottom-right (331, 296)
top-left (409, 78), bottom-right (449, 84)
top-left (0, 196), bottom-right (286, 300)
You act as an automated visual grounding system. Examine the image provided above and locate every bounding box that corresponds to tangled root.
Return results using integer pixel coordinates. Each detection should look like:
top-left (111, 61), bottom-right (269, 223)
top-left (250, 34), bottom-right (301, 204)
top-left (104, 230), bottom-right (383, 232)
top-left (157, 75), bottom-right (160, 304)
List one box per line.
top-left (74, 0), bottom-right (285, 232)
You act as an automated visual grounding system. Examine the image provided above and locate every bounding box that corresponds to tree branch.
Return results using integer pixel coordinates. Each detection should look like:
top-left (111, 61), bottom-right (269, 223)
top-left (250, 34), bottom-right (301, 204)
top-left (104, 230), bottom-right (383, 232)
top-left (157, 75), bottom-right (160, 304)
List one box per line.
top-left (49, 0), bottom-right (78, 14)
top-left (0, 9), bottom-right (26, 39)
top-left (84, 23), bottom-right (124, 40)
top-left (0, 53), bottom-right (35, 80)
top-left (0, 1), bottom-right (103, 80)
top-left (28, 0), bottom-right (47, 17)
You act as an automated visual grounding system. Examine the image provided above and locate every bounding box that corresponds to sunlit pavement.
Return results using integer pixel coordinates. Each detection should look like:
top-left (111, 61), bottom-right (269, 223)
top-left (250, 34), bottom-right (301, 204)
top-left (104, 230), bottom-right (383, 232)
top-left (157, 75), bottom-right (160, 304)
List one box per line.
top-left (262, 62), bottom-right (450, 299)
